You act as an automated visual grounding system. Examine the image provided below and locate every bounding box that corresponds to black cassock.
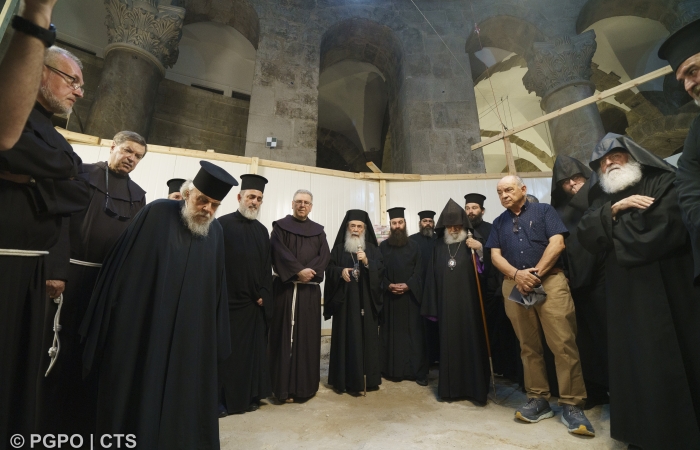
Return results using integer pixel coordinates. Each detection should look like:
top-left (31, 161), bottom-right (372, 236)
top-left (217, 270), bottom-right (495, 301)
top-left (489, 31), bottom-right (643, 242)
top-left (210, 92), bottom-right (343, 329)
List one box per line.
top-left (324, 244), bottom-right (384, 392)
top-left (269, 216), bottom-right (330, 400)
top-left (676, 115), bottom-right (700, 285)
top-left (80, 200), bottom-right (231, 449)
top-left (36, 162), bottom-right (146, 437)
top-left (551, 156), bottom-right (608, 399)
top-left (579, 167), bottom-right (700, 449)
top-left (0, 104), bottom-right (89, 442)
top-left (410, 232), bottom-right (439, 363)
top-left (379, 239), bottom-right (427, 380)
top-left (421, 240), bottom-right (490, 402)
top-left (218, 211), bottom-right (273, 413)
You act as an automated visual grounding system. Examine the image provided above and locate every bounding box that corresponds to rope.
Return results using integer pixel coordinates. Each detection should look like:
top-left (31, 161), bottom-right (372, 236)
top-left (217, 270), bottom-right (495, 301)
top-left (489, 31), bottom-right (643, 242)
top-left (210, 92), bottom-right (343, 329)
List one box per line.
top-left (45, 294), bottom-right (63, 376)
top-left (70, 258), bottom-right (102, 268)
top-left (0, 249), bottom-right (49, 257)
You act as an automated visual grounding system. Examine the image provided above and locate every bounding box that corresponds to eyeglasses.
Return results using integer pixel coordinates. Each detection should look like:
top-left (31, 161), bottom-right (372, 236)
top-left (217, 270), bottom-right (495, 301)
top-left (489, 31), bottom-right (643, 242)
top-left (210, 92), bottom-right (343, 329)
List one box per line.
top-left (558, 174), bottom-right (585, 186)
top-left (512, 216), bottom-right (519, 234)
top-left (45, 65), bottom-right (84, 94)
top-left (104, 168), bottom-right (132, 221)
top-left (294, 200), bottom-right (312, 206)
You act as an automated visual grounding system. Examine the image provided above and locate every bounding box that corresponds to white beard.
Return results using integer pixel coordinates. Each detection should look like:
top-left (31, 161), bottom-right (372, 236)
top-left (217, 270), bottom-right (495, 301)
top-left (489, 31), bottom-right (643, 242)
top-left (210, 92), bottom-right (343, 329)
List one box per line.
top-left (238, 202), bottom-right (259, 220)
top-left (344, 230), bottom-right (366, 253)
top-left (444, 229), bottom-right (468, 245)
top-left (181, 203), bottom-right (214, 237)
top-left (599, 159), bottom-right (643, 194)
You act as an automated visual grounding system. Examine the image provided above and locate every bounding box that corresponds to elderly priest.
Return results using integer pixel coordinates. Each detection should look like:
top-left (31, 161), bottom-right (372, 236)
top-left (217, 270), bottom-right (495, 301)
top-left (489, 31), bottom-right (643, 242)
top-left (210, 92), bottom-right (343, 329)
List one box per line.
top-left (324, 209), bottom-right (384, 394)
top-left (80, 161), bottom-right (237, 449)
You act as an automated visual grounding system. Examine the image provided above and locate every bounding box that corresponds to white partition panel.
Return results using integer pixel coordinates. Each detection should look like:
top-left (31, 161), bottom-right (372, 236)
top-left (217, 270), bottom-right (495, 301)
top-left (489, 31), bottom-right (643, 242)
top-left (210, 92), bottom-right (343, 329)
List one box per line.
top-left (69, 144), bottom-right (552, 334)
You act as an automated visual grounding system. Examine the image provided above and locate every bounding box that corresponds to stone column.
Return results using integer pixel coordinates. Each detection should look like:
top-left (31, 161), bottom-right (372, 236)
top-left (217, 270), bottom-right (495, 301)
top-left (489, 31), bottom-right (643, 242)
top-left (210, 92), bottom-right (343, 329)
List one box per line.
top-left (523, 30), bottom-right (605, 163)
top-left (85, 0), bottom-right (184, 139)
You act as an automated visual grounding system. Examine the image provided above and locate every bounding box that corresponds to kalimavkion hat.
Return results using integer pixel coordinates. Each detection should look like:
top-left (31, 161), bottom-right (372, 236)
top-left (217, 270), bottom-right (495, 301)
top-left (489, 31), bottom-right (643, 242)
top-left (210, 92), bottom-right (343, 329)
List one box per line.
top-left (658, 18), bottom-right (700, 72)
top-left (464, 193), bottom-right (486, 208)
top-left (192, 161), bottom-right (238, 201)
top-left (166, 178), bottom-right (186, 195)
top-left (239, 174), bottom-right (268, 193)
top-left (387, 207), bottom-right (406, 220)
top-left (418, 210), bottom-right (436, 220)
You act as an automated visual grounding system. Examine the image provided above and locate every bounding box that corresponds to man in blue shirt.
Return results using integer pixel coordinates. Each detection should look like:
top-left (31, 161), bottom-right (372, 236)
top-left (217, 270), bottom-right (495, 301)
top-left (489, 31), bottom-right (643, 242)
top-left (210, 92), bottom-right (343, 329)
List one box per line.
top-left (486, 175), bottom-right (594, 437)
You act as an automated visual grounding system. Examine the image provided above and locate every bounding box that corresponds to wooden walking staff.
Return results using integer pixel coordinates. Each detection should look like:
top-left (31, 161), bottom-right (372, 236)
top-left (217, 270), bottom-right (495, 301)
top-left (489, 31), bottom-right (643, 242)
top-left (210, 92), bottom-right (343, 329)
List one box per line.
top-left (467, 230), bottom-right (497, 400)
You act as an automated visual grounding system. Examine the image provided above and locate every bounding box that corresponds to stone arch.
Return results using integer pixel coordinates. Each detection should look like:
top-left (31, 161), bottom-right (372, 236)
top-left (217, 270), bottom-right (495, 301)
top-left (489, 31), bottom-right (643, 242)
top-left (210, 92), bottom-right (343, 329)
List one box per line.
top-left (318, 18), bottom-right (405, 171)
top-left (317, 128), bottom-right (371, 172)
top-left (576, 0), bottom-right (679, 33)
top-left (465, 15), bottom-right (546, 58)
top-left (182, 0), bottom-right (260, 49)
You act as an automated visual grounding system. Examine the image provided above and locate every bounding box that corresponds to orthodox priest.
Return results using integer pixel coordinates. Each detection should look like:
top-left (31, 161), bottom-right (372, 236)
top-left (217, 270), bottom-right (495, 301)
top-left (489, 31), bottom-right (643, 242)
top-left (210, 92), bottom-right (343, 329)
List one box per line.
top-left (269, 189), bottom-right (330, 402)
top-left (658, 18), bottom-right (700, 286)
top-left (80, 161), bottom-right (236, 449)
top-left (421, 199), bottom-right (490, 403)
top-left (324, 209), bottom-right (384, 394)
top-left (36, 131), bottom-right (148, 438)
top-left (551, 155), bottom-right (608, 406)
top-left (578, 134), bottom-right (700, 449)
top-left (218, 174), bottom-right (273, 415)
top-left (409, 210), bottom-right (439, 364)
top-left (379, 207), bottom-right (427, 385)
top-left (167, 177), bottom-right (186, 200)
top-left (0, 47), bottom-right (90, 442)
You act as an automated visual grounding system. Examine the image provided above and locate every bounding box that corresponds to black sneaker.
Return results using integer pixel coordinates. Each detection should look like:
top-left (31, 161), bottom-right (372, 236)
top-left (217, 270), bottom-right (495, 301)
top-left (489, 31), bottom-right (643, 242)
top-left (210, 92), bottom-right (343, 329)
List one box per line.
top-left (561, 405), bottom-right (595, 436)
top-left (515, 397), bottom-right (554, 423)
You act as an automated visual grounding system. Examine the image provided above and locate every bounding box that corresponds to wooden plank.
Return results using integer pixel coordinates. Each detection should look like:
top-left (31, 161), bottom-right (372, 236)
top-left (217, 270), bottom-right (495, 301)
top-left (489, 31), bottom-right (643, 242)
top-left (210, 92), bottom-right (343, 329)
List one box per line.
top-left (359, 172), bottom-right (422, 180)
top-left (366, 161), bottom-right (382, 173)
top-left (419, 171), bottom-right (553, 181)
top-left (471, 65), bottom-right (674, 150)
top-left (258, 158), bottom-right (361, 179)
top-left (380, 180), bottom-right (387, 225)
top-left (55, 128), bottom-right (101, 145)
top-left (503, 136), bottom-right (517, 175)
top-left (250, 157), bottom-right (259, 174)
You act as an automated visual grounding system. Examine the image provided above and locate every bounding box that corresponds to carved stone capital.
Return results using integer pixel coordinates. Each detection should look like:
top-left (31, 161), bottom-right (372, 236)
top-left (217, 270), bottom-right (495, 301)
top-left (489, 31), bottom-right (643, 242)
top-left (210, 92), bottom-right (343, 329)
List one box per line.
top-left (522, 30), bottom-right (597, 99)
top-left (104, 0), bottom-right (185, 69)
top-left (671, 1), bottom-right (700, 33)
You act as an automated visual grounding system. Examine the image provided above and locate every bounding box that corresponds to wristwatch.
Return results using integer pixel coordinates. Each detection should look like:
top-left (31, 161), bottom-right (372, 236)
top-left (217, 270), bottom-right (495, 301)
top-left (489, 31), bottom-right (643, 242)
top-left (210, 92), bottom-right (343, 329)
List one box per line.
top-left (11, 15), bottom-right (56, 48)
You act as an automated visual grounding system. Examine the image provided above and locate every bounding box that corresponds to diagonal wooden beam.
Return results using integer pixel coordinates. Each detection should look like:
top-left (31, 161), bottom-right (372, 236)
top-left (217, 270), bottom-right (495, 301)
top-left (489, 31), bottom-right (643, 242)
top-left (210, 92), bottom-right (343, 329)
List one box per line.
top-left (366, 161), bottom-right (382, 173)
top-left (471, 65), bottom-right (674, 151)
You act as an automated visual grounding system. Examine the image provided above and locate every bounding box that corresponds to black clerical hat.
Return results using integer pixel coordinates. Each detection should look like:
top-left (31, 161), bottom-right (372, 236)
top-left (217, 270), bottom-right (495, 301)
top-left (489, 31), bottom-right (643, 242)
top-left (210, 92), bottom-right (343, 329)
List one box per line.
top-left (464, 193), bottom-right (486, 208)
top-left (240, 174), bottom-right (268, 193)
top-left (436, 199), bottom-right (472, 230)
top-left (192, 161), bottom-right (238, 201)
top-left (418, 210), bottom-right (435, 220)
top-left (658, 18), bottom-right (700, 72)
top-left (166, 178), bottom-right (185, 195)
top-left (387, 207), bottom-right (405, 219)
top-left (347, 209), bottom-right (366, 222)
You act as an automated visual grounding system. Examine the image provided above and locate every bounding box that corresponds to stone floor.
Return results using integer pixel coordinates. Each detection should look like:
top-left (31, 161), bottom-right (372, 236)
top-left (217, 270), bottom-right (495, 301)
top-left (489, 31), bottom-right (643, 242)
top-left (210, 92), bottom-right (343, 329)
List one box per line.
top-left (219, 364), bottom-right (625, 450)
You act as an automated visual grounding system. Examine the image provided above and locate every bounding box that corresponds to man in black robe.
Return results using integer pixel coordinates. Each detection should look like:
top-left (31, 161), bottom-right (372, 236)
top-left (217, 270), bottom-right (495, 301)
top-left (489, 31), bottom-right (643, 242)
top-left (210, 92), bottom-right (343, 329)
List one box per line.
top-left (578, 134), bottom-right (700, 449)
top-left (218, 174), bottom-right (273, 415)
top-left (36, 131), bottom-right (148, 438)
top-left (658, 19), bottom-right (700, 286)
top-left (464, 193), bottom-right (521, 382)
top-left (167, 177), bottom-right (185, 200)
top-left (80, 161), bottom-right (236, 449)
top-left (551, 155), bottom-right (608, 407)
top-left (324, 209), bottom-right (384, 394)
top-left (421, 199), bottom-right (490, 403)
top-left (409, 210), bottom-right (439, 364)
top-left (0, 47), bottom-right (90, 442)
top-left (379, 207), bottom-right (427, 385)
top-left (269, 189), bottom-right (330, 402)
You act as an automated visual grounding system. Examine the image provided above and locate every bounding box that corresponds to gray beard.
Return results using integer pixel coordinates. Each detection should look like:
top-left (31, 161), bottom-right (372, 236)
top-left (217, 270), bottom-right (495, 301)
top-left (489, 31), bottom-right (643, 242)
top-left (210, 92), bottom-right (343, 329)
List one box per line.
top-left (40, 84), bottom-right (72, 115)
top-left (238, 202), bottom-right (259, 221)
top-left (181, 203), bottom-right (213, 237)
top-left (599, 160), bottom-right (643, 194)
top-left (420, 226), bottom-right (434, 237)
top-left (344, 230), bottom-right (365, 253)
top-left (444, 229), bottom-right (467, 245)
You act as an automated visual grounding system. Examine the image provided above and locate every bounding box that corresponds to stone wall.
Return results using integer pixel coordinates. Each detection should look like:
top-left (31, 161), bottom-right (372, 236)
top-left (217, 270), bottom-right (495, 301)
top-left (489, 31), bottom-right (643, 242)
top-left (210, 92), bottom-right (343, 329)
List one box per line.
top-left (149, 79), bottom-right (250, 155)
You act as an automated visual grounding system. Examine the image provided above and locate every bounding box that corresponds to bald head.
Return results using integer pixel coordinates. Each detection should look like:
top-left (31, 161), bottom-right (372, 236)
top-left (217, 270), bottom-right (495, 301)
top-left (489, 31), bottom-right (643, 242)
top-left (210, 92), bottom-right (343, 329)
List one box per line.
top-left (496, 175), bottom-right (527, 212)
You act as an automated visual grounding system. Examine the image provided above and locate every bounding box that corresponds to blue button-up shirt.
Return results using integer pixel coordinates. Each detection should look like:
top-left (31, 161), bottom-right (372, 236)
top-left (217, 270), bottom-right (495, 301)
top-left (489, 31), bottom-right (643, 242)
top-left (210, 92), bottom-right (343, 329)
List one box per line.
top-left (485, 200), bottom-right (569, 270)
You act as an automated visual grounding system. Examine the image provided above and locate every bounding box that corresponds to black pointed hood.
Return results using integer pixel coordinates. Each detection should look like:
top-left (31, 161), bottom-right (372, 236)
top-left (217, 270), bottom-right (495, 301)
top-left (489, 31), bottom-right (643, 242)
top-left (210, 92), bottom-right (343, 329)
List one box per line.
top-left (551, 155), bottom-right (592, 208)
top-left (435, 198), bottom-right (473, 233)
top-left (332, 209), bottom-right (378, 249)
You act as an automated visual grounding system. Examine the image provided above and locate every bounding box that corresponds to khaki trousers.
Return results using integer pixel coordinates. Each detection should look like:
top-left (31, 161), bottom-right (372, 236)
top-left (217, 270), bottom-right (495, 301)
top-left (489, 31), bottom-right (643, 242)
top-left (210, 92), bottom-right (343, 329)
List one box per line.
top-left (503, 272), bottom-right (587, 406)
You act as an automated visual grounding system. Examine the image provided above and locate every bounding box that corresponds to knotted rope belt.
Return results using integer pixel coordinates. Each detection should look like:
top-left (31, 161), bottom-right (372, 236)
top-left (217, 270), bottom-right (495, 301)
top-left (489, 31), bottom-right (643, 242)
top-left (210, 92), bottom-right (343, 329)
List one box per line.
top-left (274, 273), bottom-right (320, 357)
top-left (0, 249), bottom-right (49, 257)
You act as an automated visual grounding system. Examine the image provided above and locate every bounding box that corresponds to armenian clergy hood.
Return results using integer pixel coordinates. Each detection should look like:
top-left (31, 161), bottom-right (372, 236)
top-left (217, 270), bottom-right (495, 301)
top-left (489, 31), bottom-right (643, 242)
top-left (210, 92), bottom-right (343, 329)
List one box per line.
top-left (324, 209), bottom-right (384, 394)
top-left (422, 199), bottom-right (490, 403)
